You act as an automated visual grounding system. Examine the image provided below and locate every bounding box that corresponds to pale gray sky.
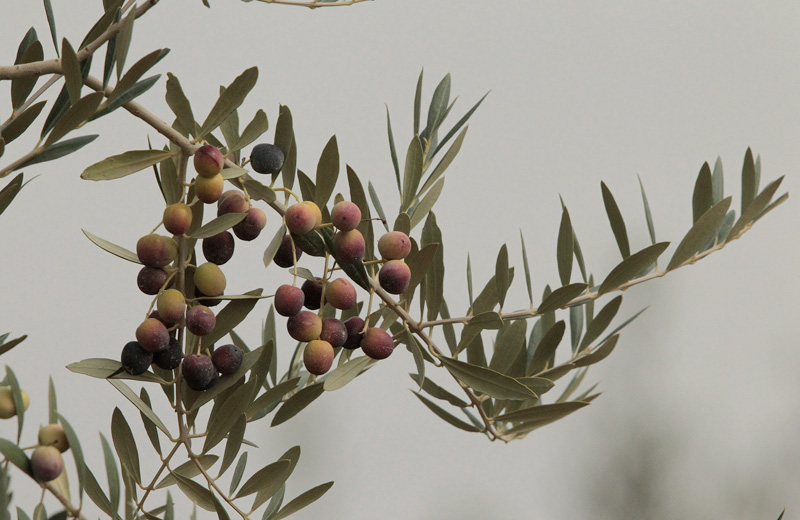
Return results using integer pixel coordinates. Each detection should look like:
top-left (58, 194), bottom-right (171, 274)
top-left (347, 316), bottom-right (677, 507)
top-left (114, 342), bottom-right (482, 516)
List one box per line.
top-left (1, 2), bottom-right (798, 519)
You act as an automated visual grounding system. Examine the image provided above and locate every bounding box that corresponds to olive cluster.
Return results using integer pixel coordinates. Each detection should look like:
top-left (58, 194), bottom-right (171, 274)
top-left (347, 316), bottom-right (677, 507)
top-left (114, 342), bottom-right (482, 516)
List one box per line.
top-left (124, 145), bottom-right (262, 391)
top-left (275, 196), bottom-right (414, 376)
top-left (0, 386), bottom-right (70, 482)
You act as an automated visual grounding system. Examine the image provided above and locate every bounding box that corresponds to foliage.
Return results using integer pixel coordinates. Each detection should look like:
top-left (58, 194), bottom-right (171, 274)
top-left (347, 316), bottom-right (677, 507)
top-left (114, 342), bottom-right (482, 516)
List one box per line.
top-left (0, 1), bottom-right (789, 519)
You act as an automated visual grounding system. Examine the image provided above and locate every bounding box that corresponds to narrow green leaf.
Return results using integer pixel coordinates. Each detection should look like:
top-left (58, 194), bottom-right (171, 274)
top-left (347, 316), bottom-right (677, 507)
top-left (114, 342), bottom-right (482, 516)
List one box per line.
top-left (229, 453), bottom-right (248, 496)
top-left (231, 109), bottom-right (268, 153)
top-left (82, 149), bottom-right (175, 181)
top-left (79, 0), bottom-right (122, 48)
top-left (114, 9), bottom-right (136, 81)
top-left (82, 230), bottom-right (141, 264)
top-left (110, 48), bottom-right (169, 102)
top-left (413, 69), bottom-right (423, 135)
top-left (235, 460), bottom-right (291, 499)
top-left (1, 101), bottom-right (46, 145)
top-left (556, 202), bottom-right (573, 286)
top-left (271, 482), bottom-right (334, 520)
top-left (57, 415), bottom-right (84, 498)
top-left (421, 73), bottom-right (451, 142)
top-left (66, 357), bottom-right (164, 384)
top-left (19, 134), bottom-right (98, 169)
top-left (494, 244), bottom-right (510, 308)
top-left (385, 106), bottom-right (401, 194)
top-left (47, 376), bottom-right (58, 425)
top-left (637, 175), bottom-right (656, 245)
top-left (0, 439), bottom-right (30, 475)
top-left (528, 321), bottom-right (566, 375)
top-left (419, 126), bottom-right (467, 196)
top-left (189, 213), bottom-right (246, 239)
top-left (198, 67), bottom-right (258, 138)
top-left (712, 156), bottom-right (724, 204)
top-left (204, 288), bottom-right (264, 345)
top-left (11, 41), bottom-right (43, 110)
top-left (203, 381), bottom-right (256, 453)
top-left (108, 379), bottom-right (170, 436)
top-left (431, 91), bottom-right (487, 158)
top-left (0, 174), bottom-right (24, 217)
top-left (90, 74), bottom-right (161, 121)
top-left (271, 383), bottom-right (324, 427)
top-left (692, 161), bottom-right (713, 224)
top-left (323, 356), bottom-right (375, 391)
top-left (246, 377), bottom-right (300, 422)
top-left (156, 456), bottom-right (217, 490)
top-left (313, 135), bottom-right (339, 209)
top-left (573, 334), bottom-right (619, 367)
top-left (111, 408), bottom-right (141, 485)
top-left (466, 254), bottom-right (474, 307)
top-left (520, 231), bottom-right (534, 304)
top-left (138, 388), bottom-right (161, 456)
top-left (263, 224), bottom-right (287, 268)
top-left (409, 373), bottom-right (469, 407)
top-left (578, 296), bottom-right (622, 351)
top-left (60, 39), bottom-right (82, 105)
top-left (242, 178), bottom-right (276, 203)
top-left (728, 176), bottom-right (785, 241)
top-left (489, 319), bottom-right (527, 375)
top-left (274, 105), bottom-right (294, 185)
top-left (409, 177), bottom-right (444, 230)
top-left (99, 434), bottom-right (120, 518)
top-left (84, 466), bottom-right (113, 517)
top-left (173, 474), bottom-right (215, 511)
top-left (741, 147), bottom-right (756, 215)
top-left (368, 181), bottom-right (390, 231)
top-left (101, 12), bottom-right (118, 90)
top-left (440, 357), bottom-right (536, 400)
top-left (188, 345), bottom-right (267, 413)
top-left (468, 311), bottom-right (503, 330)
top-left (405, 243), bottom-right (438, 297)
top-left (598, 242), bottom-right (669, 295)
top-left (667, 197), bottom-right (731, 270)
top-left (537, 283), bottom-right (587, 314)
top-left (5, 368), bottom-right (25, 442)
top-left (165, 73), bottom-right (196, 136)
top-left (46, 92), bottom-right (104, 146)
top-left (43, 0), bottom-right (58, 55)
top-left (493, 401), bottom-right (589, 424)
top-left (600, 181), bottom-right (631, 258)
top-left (413, 393), bottom-right (480, 432)
top-left (218, 415), bottom-right (245, 476)
top-left (401, 136), bottom-right (424, 211)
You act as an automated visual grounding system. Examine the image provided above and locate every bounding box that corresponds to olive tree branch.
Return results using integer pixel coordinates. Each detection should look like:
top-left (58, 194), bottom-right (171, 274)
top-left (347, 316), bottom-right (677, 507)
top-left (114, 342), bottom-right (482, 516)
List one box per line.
top-left (43, 481), bottom-right (89, 520)
top-left (418, 238), bottom-right (742, 330)
top-left (0, 0), bottom-right (159, 81)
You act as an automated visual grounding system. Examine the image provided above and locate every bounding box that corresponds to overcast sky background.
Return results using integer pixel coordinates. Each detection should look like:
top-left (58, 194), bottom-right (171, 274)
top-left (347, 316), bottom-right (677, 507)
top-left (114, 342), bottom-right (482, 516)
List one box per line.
top-left (1, 1), bottom-right (798, 519)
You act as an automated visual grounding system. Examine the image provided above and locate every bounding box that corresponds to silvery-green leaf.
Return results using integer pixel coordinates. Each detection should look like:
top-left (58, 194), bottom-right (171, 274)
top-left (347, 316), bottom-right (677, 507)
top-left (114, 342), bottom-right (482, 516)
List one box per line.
top-left (573, 334), bottom-right (620, 367)
top-left (413, 68), bottom-right (423, 135)
top-left (90, 74), bottom-right (161, 120)
top-left (1, 101), bottom-right (45, 145)
top-left (0, 174), bottom-right (24, 217)
top-left (43, 0), bottom-right (58, 55)
top-left (82, 149), bottom-right (175, 181)
top-left (409, 177), bottom-right (444, 230)
top-left (728, 176), bottom-right (784, 241)
top-left (99, 434), bottom-right (120, 516)
top-left (189, 213), bottom-right (246, 239)
top-left (173, 474), bottom-right (215, 511)
top-left (82, 229), bottom-right (140, 264)
top-left (273, 105), bottom-right (293, 185)
top-left (741, 147), bottom-right (756, 215)
top-left (111, 407), bottom-right (141, 484)
top-left (667, 197), bottom-right (731, 270)
top-left (11, 40), bottom-right (43, 110)
top-left (0, 439), bottom-right (30, 475)
top-left (246, 377), bottom-right (300, 422)
top-left (60, 39), bottom-right (81, 105)
top-left (495, 244), bottom-right (509, 308)
top-left (556, 202), bottom-right (573, 286)
top-left (108, 379), bottom-right (170, 436)
top-left (527, 320), bottom-right (565, 376)
top-left (537, 283), bottom-right (586, 314)
top-left (155, 456), bottom-right (218, 489)
top-left (165, 73), bottom-right (196, 137)
top-left (367, 180), bottom-right (390, 231)
top-left (138, 388), bottom-right (161, 456)
top-left (45, 91), bottom-right (103, 146)
top-left (439, 357), bottom-right (536, 400)
top-left (431, 91), bottom-right (487, 158)
top-left (401, 136), bottom-right (424, 211)
top-left (413, 392), bottom-right (480, 433)
top-left (270, 482), bottom-right (333, 520)
top-left (637, 174), bottom-right (656, 245)
top-left (263, 224), bottom-right (287, 268)
top-left (66, 357), bottom-right (165, 384)
top-left (385, 106), bottom-right (401, 193)
top-left (313, 135), bottom-right (339, 210)
top-left (692, 161), bottom-right (713, 224)
top-left (110, 48), bottom-right (168, 103)
top-left (323, 356), bottom-right (375, 391)
top-left (231, 109), bottom-right (268, 153)
top-left (419, 126), bottom-right (467, 196)
top-left (598, 242), bottom-right (669, 295)
top-left (198, 67), bottom-right (258, 138)
top-left (234, 460), bottom-right (291, 499)
top-left (600, 181), bottom-right (630, 258)
top-left (19, 134), bottom-right (98, 169)
top-left (271, 383), bottom-right (324, 427)
top-left (218, 415), bottom-right (245, 476)
top-left (58, 414), bottom-right (84, 498)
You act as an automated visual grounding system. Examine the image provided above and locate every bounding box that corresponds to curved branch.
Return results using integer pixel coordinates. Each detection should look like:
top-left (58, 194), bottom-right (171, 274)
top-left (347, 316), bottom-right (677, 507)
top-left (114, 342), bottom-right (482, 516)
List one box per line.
top-left (0, 0), bottom-right (159, 81)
